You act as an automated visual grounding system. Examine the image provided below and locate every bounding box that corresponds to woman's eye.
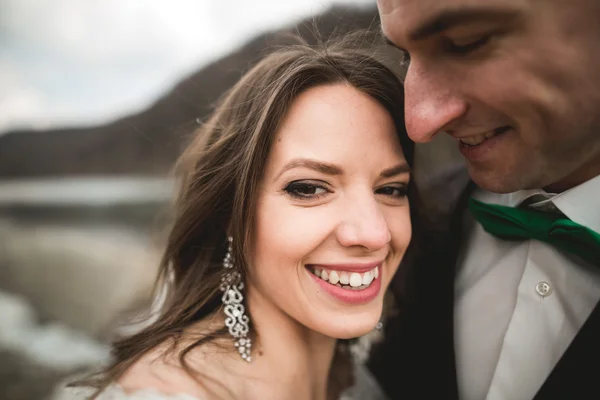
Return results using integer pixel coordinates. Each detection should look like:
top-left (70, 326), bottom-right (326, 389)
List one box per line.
top-left (284, 182), bottom-right (329, 199)
top-left (445, 35), bottom-right (491, 55)
top-left (376, 185), bottom-right (407, 198)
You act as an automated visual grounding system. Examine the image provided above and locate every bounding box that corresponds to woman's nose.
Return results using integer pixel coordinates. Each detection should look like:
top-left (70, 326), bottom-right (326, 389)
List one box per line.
top-left (336, 196), bottom-right (391, 252)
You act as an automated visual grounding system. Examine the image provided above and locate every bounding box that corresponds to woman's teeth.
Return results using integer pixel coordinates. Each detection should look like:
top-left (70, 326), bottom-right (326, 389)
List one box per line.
top-left (311, 266), bottom-right (379, 290)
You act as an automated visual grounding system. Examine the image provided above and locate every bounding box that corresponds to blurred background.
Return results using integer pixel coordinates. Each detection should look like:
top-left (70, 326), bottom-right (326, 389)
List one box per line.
top-left (0, 1), bottom-right (463, 399)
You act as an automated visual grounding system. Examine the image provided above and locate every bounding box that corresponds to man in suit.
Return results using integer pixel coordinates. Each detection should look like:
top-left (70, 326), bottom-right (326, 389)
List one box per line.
top-left (369, 1), bottom-right (600, 399)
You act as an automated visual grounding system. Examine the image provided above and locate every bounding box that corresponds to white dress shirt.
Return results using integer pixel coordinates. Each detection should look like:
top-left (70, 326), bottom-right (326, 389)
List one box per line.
top-left (454, 175), bottom-right (600, 400)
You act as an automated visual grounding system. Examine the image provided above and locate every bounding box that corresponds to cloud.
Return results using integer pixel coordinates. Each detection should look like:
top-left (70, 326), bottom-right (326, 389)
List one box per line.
top-left (0, 0), bottom-right (375, 134)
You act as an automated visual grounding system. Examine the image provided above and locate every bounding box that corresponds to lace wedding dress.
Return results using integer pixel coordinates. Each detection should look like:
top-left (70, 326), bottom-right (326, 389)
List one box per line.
top-left (53, 362), bottom-right (388, 400)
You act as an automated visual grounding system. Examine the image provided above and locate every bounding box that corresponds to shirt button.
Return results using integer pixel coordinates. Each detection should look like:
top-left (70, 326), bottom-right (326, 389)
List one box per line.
top-left (536, 281), bottom-right (552, 297)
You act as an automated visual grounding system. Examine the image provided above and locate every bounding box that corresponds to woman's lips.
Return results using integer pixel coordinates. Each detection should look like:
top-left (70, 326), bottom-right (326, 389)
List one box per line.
top-left (307, 263), bottom-right (382, 304)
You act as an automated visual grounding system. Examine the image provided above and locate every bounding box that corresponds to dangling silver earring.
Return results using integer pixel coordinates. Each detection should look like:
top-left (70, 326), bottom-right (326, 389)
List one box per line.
top-left (219, 236), bottom-right (252, 362)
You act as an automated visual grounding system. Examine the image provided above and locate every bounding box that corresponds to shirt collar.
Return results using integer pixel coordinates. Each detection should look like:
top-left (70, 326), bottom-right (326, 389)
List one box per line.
top-left (473, 174), bottom-right (600, 233)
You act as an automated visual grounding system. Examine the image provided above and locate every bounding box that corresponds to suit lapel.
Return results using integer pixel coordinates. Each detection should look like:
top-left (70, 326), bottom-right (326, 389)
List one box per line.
top-left (437, 180), bottom-right (477, 397)
top-left (533, 298), bottom-right (600, 399)
top-left (408, 179), bottom-right (477, 398)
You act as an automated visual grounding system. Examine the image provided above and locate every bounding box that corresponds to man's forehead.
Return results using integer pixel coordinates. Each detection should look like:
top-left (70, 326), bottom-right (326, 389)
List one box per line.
top-left (378, 0), bottom-right (522, 12)
top-left (378, 0), bottom-right (525, 41)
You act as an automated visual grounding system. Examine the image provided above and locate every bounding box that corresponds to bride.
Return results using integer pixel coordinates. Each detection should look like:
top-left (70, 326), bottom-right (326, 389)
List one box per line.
top-left (67, 34), bottom-right (419, 400)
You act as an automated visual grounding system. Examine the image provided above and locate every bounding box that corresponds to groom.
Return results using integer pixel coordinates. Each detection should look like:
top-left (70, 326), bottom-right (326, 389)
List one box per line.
top-left (369, 0), bottom-right (600, 399)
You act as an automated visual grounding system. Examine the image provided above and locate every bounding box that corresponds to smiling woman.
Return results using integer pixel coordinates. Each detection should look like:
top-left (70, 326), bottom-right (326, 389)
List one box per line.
top-left (252, 82), bottom-right (412, 341)
top-left (65, 32), bottom-right (422, 400)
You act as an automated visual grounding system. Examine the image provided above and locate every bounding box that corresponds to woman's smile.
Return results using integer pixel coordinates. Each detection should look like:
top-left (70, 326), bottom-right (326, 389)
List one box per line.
top-left (308, 262), bottom-right (381, 289)
top-left (305, 261), bottom-right (385, 305)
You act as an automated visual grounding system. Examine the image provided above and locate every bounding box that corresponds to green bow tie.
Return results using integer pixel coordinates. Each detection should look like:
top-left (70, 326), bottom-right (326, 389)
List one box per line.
top-left (469, 197), bottom-right (600, 267)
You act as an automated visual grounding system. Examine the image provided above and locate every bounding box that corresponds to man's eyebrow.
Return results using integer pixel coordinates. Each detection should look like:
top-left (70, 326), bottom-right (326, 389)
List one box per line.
top-left (408, 7), bottom-right (520, 41)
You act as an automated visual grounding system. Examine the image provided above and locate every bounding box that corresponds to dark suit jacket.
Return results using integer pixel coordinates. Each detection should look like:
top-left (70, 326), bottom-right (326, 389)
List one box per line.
top-left (368, 163), bottom-right (600, 400)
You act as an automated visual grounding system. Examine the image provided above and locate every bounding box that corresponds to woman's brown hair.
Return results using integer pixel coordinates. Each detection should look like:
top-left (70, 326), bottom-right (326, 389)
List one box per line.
top-left (81, 31), bottom-right (419, 399)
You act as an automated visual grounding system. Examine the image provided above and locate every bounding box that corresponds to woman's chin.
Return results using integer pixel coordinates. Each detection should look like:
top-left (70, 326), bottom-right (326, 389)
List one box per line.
top-left (315, 312), bottom-right (382, 340)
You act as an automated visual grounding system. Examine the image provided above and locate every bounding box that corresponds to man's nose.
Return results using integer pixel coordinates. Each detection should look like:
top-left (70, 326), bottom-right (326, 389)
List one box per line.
top-left (403, 63), bottom-right (468, 143)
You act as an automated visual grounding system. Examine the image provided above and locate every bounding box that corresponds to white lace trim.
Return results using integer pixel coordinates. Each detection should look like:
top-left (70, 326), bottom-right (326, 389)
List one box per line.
top-left (53, 362), bottom-right (386, 399)
top-left (54, 383), bottom-right (201, 400)
top-left (99, 384), bottom-right (200, 400)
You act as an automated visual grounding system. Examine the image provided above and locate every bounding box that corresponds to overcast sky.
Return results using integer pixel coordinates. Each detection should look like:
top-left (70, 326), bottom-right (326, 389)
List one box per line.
top-left (0, 0), bottom-right (376, 135)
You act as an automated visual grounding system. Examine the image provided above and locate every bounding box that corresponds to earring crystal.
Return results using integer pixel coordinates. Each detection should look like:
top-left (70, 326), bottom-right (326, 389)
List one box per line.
top-left (219, 237), bottom-right (252, 362)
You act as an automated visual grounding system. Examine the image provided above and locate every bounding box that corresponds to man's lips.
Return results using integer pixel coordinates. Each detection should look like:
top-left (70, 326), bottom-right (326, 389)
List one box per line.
top-left (454, 126), bottom-right (511, 146)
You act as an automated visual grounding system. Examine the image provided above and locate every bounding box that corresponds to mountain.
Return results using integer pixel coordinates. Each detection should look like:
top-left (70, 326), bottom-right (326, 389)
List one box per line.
top-left (0, 5), bottom-right (380, 178)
